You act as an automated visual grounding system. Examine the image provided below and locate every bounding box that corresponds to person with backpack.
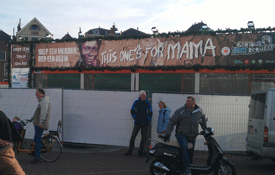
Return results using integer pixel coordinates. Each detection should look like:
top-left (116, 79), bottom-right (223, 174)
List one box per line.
top-left (0, 139), bottom-right (25, 175)
top-left (157, 101), bottom-right (171, 137)
top-left (0, 110), bottom-right (22, 145)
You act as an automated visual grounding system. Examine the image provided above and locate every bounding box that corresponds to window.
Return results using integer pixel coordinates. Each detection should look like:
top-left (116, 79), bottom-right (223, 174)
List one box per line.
top-left (92, 73), bottom-right (131, 91)
top-left (139, 73), bottom-right (188, 93)
top-left (249, 93), bottom-right (266, 119)
top-left (0, 51), bottom-right (6, 61)
top-left (30, 25), bottom-right (39, 30)
top-left (48, 74), bottom-right (80, 89)
top-left (251, 74), bottom-right (275, 93)
top-left (4, 63), bottom-right (8, 77)
top-left (31, 37), bottom-right (38, 41)
top-left (93, 30), bottom-right (99, 35)
top-left (200, 73), bottom-right (249, 95)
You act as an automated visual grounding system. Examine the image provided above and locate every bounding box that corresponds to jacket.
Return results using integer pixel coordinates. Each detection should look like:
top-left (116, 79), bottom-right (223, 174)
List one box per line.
top-left (0, 139), bottom-right (25, 175)
top-left (157, 107), bottom-right (171, 133)
top-left (165, 104), bottom-right (207, 142)
top-left (30, 95), bottom-right (51, 130)
top-left (130, 97), bottom-right (153, 125)
top-left (0, 111), bottom-right (22, 143)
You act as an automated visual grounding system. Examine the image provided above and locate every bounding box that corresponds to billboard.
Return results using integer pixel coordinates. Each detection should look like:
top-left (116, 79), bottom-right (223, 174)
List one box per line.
top-left (11, 44), bottom-right (31, 68)
top-left (34, 33), bottom-right (275, 68)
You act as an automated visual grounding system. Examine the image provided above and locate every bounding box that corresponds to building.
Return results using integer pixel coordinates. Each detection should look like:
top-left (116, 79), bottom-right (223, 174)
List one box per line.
top-left (84, 23), bottom-right (118, 38)
top-left (121, 28), bottom-right (147, 37)
top-left (16, 17), bottom-right (53, 41)
top-left (61, 32), bottom-right (73, 40)
top-left (0, 30), bottom-right (11, 88)
top-left (9, 22), bottom-right (275, 98)
top-left (186, 21), bottom-right (212, 33)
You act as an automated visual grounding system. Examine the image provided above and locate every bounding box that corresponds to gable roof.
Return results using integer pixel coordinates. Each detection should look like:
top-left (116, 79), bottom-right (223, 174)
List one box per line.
top-left (0, 30), bottom-right (11, 42)
top-left (17, 17), bottom-right (52, 36)
top-left (121, 28), bottom-right (147, 36)
top-left (186, 22), bottom-right (211, 32)
top-left (61, 32), bottom-right (73, 40)
top-left (85, 27), bottom-right (109, 35)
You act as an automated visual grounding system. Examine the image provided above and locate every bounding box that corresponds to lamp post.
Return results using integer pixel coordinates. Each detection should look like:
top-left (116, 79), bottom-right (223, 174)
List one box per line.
top-left (151, 27), bottom-right (158, 35)
top-left (247, 21), bottom-right (255, 29)
top-left (78, 27), bottom-right (84, 38)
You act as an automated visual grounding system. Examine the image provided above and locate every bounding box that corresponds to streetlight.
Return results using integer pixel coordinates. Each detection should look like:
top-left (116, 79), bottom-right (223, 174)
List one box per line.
top-left (78, 27), bottom-right (84, 38)
top-left (151, 27), bottom-right (158, 34)
top-left (247, 21), bottom-right (255, 29)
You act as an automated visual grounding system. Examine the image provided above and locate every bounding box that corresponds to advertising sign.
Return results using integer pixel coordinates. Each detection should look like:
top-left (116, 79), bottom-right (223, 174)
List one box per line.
top-left (11, 44), bottom-right (31, 68)
top-left (34, 33), bottom-right (275, 68)
top-left (12, 68), bottom-right (29, 88)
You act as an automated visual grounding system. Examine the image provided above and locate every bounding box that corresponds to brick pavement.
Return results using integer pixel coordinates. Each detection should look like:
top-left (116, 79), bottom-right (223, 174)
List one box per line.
top-left (15, 146), bottom-right (275, 175)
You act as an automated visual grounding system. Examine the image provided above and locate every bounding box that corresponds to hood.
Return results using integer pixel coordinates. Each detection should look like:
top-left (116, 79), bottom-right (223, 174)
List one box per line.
top-left (37, 95), bottom-right (50, 102)
top-left (160, 107), bottom-right (171, 113)
top-left (0, 139), bottom-right (12, 152)
top-left (44, 95), bottom-right (50, 102)
top-left (184, 104), bottom-right (200, 110)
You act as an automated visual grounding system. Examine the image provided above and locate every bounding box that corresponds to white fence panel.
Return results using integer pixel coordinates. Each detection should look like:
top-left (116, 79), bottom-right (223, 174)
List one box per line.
top-left (0, 88), bottom-right (62, 139)
top-left (63, 90), bottom-right (141, 147)
top-left (1, 88), bottom-right (251, 151)
top-left (152, 93), bottom-right (250, 151)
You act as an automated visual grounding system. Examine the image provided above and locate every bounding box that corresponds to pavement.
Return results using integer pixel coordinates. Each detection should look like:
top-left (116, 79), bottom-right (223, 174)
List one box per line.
top-left (16, 145), bottom-right (275, 175)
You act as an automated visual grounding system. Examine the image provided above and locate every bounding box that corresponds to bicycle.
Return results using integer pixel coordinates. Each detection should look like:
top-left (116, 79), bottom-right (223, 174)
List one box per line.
top-left (16, 119), bottom-right (62, 162)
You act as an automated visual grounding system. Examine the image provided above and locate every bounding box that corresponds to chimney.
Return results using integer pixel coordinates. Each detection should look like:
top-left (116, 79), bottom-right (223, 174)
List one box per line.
top-left (13, 27), bottom-right (16, 41)
top-left (17, 18), bottom-right (21, 32)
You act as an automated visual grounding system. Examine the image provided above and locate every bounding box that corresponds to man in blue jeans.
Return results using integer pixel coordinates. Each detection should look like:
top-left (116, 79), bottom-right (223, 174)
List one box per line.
top-left (29, 88), bottom-right (51, 164)
top-left (164, 96), bottom-right (207, 175)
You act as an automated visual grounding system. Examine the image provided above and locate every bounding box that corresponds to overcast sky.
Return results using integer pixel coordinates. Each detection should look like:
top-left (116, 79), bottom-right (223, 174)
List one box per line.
top-left (1, 0), bottom-right (275, 39)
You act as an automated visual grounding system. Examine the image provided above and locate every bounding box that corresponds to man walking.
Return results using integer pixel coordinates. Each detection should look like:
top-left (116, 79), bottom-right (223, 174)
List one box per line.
top-left (125, 90), bottom-right (153, 156)
top-left (164, 96), bottom-right (207, 175)
top-left (29, 88), bottom-right (51, 164)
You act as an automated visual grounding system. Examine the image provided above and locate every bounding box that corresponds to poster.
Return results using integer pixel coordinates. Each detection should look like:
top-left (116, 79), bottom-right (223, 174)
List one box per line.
top-left (11, 44), bottom-right (31, 68)
top-left (12, 68), bottom-right (29, 88)
top-left (34, 33), bottom-right (275, 68)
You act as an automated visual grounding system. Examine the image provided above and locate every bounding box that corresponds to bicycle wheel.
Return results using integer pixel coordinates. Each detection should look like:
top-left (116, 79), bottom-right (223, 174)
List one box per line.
top-left (40, 135), bottom-right (62, 162)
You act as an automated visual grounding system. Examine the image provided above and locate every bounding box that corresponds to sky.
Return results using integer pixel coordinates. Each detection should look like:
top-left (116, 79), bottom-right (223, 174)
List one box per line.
top-left (1, 0), bottom-right (275, 39)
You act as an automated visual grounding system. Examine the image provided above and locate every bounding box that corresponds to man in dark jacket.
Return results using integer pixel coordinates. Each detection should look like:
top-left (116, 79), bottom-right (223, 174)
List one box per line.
top-left (0, 110), bottom-right (22, 144)
top-left (125, 90), bottom-right (153, 156)
top-left (164, 96), bottom-right (207, 175)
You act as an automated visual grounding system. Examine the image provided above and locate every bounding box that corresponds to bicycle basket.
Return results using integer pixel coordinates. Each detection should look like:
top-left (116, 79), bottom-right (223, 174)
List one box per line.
top-left (49, 130), bottom-right (58, 135)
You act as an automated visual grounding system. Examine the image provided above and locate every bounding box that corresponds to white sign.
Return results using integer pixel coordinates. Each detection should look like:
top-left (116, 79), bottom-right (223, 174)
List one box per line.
top-left (12, 68), bottom-right (29, 88)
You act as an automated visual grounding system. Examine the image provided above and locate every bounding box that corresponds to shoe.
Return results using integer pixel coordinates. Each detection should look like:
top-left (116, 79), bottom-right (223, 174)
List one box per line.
top-left (124, 151), bottom-right (132, 156)
top-left (185, 167), bottom-right (191, 175)
top-left (30, 159), bottom-right (41, 164)
top-left (142, 152), bottom-right (149, 157)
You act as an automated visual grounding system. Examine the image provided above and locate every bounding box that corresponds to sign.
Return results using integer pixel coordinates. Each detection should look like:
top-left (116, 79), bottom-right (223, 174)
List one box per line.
top-left (34, 33), bottom-right (275, 68)
top-left (11, 44), bottom-right (31, 68)
top-left (35, 42), bottom-right (79, 68)
top-left (12, 68), bottom-right (29, 88)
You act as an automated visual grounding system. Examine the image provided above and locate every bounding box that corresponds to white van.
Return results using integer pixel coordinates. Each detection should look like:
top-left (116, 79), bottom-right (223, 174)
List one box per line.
top-left (246, 88), bottom-right (275, 162)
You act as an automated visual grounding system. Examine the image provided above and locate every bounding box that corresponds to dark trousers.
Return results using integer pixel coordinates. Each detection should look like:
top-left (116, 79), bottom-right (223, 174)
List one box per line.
top-left (34, 126), bottom-right (44, 159)
top-left (128, 124), bottom-right (148, 153)
top-left (176, 134), bottom-right (196, 168)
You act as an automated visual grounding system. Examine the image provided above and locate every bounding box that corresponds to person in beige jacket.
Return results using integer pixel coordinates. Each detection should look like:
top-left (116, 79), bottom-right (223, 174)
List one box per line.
top-left (0, 139), bottom-right (25, 175)
top-left (29, 88), bottom-right (50, 164)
